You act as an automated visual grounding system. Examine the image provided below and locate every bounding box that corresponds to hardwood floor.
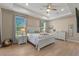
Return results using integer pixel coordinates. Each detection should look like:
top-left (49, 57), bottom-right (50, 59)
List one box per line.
top-left (0, 40), bottom-right (79, 56)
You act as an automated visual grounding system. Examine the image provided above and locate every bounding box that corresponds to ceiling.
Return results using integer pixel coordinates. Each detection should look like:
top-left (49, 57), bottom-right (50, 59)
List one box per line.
top-left (0, 3), bottom-right (79, 20)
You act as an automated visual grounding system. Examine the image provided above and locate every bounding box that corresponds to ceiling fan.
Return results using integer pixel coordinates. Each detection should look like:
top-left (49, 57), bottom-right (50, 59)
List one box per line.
top-left (41, 3), bottom-right (57, 13)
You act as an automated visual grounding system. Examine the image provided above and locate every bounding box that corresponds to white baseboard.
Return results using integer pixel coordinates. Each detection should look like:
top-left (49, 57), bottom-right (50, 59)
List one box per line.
top-left (66, 39), bottom-right (79, 43)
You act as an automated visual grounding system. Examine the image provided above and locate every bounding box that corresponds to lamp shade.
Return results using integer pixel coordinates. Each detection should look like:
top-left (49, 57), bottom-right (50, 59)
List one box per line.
top-left (20, 28), bottom-right (26, 32)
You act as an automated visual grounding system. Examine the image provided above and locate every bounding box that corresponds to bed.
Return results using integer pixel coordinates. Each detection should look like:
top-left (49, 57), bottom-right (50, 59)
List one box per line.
top-left (27, 33), bottom-right (55, 51)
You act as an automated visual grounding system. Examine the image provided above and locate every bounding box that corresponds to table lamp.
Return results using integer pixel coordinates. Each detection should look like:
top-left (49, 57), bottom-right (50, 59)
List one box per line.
top-left (20, 28), bottom-right (26, 36)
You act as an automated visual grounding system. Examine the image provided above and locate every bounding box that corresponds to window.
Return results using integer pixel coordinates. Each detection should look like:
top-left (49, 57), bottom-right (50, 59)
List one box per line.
top-left (15, 16), bottom-right (27, 38)
top-left (40, 20), bottom-right (47, 32)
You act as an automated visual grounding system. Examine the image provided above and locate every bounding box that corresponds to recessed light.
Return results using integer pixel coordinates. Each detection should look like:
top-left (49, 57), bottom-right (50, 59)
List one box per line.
top-left (26, 3), bottom-right (29, 6)
top-left (61, 9), bottom-right (64, 11)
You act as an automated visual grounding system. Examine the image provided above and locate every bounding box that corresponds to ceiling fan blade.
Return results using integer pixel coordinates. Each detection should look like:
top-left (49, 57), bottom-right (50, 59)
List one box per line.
top-left (51, 9), bottom-right (57, 10)
top-left (40, 8), bottom-right (46, 10)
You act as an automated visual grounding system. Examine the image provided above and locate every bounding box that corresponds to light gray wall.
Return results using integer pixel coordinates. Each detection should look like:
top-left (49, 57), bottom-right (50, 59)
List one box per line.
top-left (48, 15), bottom-right (75, 32)
top-left (48, 15), bottom-right (79, 40)
top-left (0, 8), bottom-right (2, 44)
top-left (1, 8), bottom-right (41, 43)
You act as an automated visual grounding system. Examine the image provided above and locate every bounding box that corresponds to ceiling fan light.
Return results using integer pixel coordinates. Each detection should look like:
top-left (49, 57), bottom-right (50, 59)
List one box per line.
top-left (61, 9), bottom-right (64, 11)
top-left (46, 9), bottom-right (50, 12)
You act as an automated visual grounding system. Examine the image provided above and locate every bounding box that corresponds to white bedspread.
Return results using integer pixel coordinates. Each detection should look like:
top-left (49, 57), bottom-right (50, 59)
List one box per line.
top-left (27, 33), bottom-right (55, 51)
top-left (27, 33), bottom-right (54, 45)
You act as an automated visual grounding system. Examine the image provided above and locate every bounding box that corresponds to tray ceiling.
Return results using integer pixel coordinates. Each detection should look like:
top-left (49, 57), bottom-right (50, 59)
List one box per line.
top-left (0, 3), bottom-right (79, 20)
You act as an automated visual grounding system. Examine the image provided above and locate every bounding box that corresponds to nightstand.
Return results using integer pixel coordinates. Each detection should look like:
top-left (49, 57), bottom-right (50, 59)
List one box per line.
top-left (17, 35), bottom-right (27, 45)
